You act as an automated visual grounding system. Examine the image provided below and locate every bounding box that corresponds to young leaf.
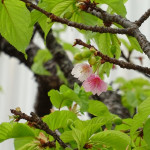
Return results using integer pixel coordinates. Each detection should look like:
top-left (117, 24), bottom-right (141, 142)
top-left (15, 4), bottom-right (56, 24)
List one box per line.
top-left (110, 34), bottom-right (121, 59)
top-left (49, 89), bottom-right (64, 109)
top-left (48, 85), bottom-right (79, 109)
top-left (128, 36), bottom-right (143, 53)
top-left (90, 130), bottom-right (131, 150)
top-left (0, 123), bottom-right (35, 143)
top-left (31, 49), bottom-right (52, 75)
top-left (72, 128), bottom-right (85, 150)
top-left (143, 118), bottom-right (150, 147)
top-left (94, 33), bottom-right (112, 57)
top-left (95, 0), bottom-right (127, 17)
top-left (15, 140), bottom-right (38, 150)
top-left (73, 119), bottom-right (103, 142)
top-left (0, 0), bottom-right (33, 54)
top-left (14, 137), bottom-right (35, 150)
top-left (130, 97), bottom-right (150, 136)
top-left (31, 0), bottom-right (74, 36)
top-left (60, 131), bottom-right (74, 143)
top-left (88, 100), bottom-right (110, 117)
top-left (43, 110), bottom-right (78, 130)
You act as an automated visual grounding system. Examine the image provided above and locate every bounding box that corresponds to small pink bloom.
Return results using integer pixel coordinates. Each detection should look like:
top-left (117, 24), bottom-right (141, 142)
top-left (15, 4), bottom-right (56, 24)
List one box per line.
top-left (71, 63), bottom-right (93, 81)
top-left (82, 74), bottom-right (107, 96)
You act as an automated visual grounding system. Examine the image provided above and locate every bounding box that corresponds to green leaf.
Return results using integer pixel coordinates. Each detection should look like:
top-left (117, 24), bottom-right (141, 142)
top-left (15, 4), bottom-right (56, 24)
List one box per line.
top-left (14, 137), bottom-right (35, 150)
top-left (90, 130), bottom-right (131, 150)
top-left (88, 100), bottom-right (110, 117)
top-left (126, 91), bottom-right (139, 107)
top-left (0, 123), bottom-right (35, 143)
top-left (31, 0), bottom-right (74, 36)
top-left (72, 10), bottom-right (99, 26)
top-left (94, 33), bottom-right (114, 77)
top-left (43, 110), bottom-right (78, 130)
top-left (60, 131), bottom-right (74, 143)
top-left (48, 85), bottom-right (80, 109)
top-left (82, 123), bottom-right (102, 143)
top-left (15, 140), bottom-right (38, 150)
top-left (49, 85), bottom-right (85, 110)
top-left (73, 84), bottom-right (91, 113)
top-left (95, 0), bottom-right (127, 17)
top-left (77, 89), bottom-right (90, 113)
top-left (99, 62), bottom-right (113, 78)
top-left (115, 118), bottom-right (133, 131)
top-left (31, 49), bottom-right (52, 75)
top-left (72, 128), bottom-right (85, 150)
top-left (110, 34), bottom-right (121, 59)
top-left (0, 0), bottom-right (33, 54)
top-left (71, 9), bottom-right (100, 42)
top-left (130, 97), bottom-right (150, 136)
top-left (95, 33), bottom-right (112, 57)
top-left (132, 146), bottom-right (150, 150)
top-left (74, 119), bottom-right (102, 139)
top-left (128, 36), bottom-right (143, 53)
top-left (143, 118), bottom-right (150, 147)
top-left (85, 116), bottom-right (113, 127)
top-left (48, 89), bottom-right (64, 109)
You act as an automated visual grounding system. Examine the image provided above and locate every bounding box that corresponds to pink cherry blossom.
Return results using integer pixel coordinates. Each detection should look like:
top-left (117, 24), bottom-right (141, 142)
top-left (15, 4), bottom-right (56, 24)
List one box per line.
top-left (71, 63), bottom-right (93, 82)
top-left (82, 74), bottom-right (107, 96)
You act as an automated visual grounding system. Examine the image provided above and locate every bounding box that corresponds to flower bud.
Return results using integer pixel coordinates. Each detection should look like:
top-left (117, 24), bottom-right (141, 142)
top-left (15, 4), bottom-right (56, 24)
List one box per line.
top-left (74, 53), bottom-right (83, 60)
top-left (88, 56), bottom-right (96, 65)
top-left (81, 50), bottom-right (91, 58)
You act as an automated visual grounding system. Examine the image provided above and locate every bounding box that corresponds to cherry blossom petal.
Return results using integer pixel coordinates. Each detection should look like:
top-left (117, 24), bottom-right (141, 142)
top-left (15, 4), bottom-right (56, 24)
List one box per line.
top-left (71, 63), bottom-right (93, 82)
top-left (82, 74), bottom-right (107, 96)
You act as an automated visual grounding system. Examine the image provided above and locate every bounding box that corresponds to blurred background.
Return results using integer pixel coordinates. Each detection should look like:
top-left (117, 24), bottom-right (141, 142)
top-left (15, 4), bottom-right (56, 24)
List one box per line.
top-left (0, 0), bottom-right (150, 149)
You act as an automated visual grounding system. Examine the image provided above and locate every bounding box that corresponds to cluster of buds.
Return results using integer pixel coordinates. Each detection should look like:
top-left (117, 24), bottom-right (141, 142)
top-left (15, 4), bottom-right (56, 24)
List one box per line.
top-left (74, 47), bottom-right (97, 66)
top-left (71, 63), bottom-right (107, 96)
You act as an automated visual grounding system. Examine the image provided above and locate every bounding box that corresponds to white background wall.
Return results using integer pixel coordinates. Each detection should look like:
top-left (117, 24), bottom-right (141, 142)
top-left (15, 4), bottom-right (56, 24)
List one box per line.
top-left (0, 0), bottom-right (150, 149)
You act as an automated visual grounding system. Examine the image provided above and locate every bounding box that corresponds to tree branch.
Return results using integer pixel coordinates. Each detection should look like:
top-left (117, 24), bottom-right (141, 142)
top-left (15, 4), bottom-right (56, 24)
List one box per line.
top-left (74, 39), bottom-right (150, 75)
top-left (10, 109), bottom-right (68, 149)
top-left (21, 0), bottom-right (132, 35)
top-left (83, 1), bottom-right (150, 59)
top-left (135, 8), bottom-right (150, 27)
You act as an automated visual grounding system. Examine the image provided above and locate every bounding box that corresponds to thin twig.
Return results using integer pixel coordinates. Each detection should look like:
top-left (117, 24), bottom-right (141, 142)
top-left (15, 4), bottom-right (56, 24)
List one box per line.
top-left (135, 8), bottom-right (150, 27)
top-left (10, 109), bottom-right (68, 149)
top-left (74, 39), bottom-right (150, 75)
